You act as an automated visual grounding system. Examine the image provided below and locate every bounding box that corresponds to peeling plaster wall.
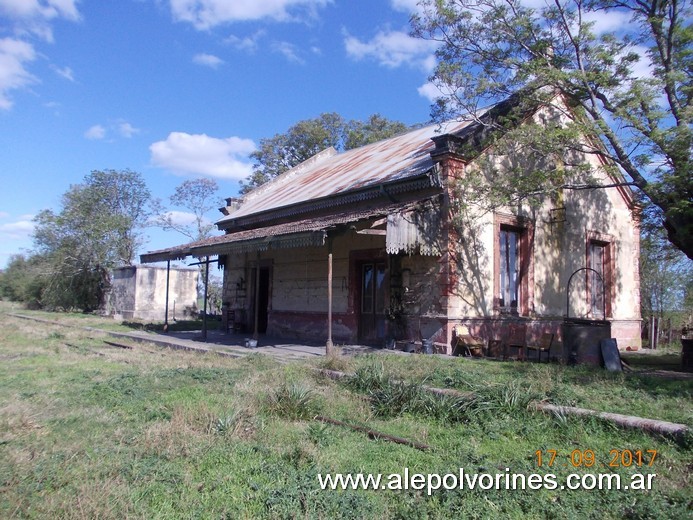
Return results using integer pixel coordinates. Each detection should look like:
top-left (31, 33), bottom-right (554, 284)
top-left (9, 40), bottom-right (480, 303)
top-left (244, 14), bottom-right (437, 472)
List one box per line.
top-left (444, 108), bottom-right (641, 350)
top-left (222, 221), bottom-right (396, 342)
top-left (107, 265), bottom-right (198, 322)
top-left (217, 103), bottom-right (641, 351)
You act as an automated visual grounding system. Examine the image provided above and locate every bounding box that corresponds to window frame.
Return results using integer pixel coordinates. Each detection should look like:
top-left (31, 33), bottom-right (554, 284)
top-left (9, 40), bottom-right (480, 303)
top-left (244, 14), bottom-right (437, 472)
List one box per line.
top-left (494, 214), bottom-right (534, 316)
top-left (586, 232), bottom-right (614, 319)
top-left (499, 227), bottom-right (521, 312)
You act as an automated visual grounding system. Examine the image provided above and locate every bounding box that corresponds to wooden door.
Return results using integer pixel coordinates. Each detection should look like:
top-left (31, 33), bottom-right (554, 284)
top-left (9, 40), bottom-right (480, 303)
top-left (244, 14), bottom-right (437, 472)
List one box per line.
top-left (358, 261), bottom-right (387, 343)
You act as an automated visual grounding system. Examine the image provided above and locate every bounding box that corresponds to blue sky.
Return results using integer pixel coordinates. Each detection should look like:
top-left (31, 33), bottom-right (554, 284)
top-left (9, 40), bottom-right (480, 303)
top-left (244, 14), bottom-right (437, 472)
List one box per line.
top-left (0, 0), bottom-right (441, 267)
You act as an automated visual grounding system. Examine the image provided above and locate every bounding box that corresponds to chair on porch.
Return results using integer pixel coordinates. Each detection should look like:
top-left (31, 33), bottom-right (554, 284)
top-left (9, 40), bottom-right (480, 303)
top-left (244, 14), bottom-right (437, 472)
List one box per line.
top-left (503, 322), bottom-right (527, 361)
top-left (452, 325), bottom-right (485, 357)
top-left (526, 333), bottom-right (554, 363)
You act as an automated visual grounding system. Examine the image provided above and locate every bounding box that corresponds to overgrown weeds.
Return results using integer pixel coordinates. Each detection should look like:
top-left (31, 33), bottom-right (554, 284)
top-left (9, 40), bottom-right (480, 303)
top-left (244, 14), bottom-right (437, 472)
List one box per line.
top-left (348, 363), bottom-right (540, 423)
top-left (2, 307), bottom-right (691, 520)
top-left (348, 362), bottom-right (391, 393)
top-left (318, 348), bottom-right (350, 372)
top-left (210, 408), bottom-right (246, 436)
top-left (306, 423), bottom-right (331, 447)
top-left (265, 382), bottom-right (319, 420)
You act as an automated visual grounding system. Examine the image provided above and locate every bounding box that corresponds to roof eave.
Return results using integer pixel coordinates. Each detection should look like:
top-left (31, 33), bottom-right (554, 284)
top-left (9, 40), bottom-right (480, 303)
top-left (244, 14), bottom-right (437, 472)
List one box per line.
top-left (217, 170), bottom-right (440, 232)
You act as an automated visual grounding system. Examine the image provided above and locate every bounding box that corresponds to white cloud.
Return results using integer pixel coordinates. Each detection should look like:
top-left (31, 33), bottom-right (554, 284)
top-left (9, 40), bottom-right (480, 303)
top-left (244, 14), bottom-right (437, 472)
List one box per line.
top-left (150, 132), bottom-right (256, 180)
top-left (0, 1), bottom-right (80, 109)
top-left (51, 64), bottom-right (74, 81)
top-left (0, 0), bottom-right (80, 42)
top-left (85, 121), bottom-right (141, 140)
top-left (417, 81), bottom-right (444, 102)
top-left (344, 29), bottom-right (438, 71)
top-left (0, 37), bottom-right (37, 110)
top-left (583, 9), bottom-right (633, 36)
top-left (627, 44), bottom-right (655, 81)
top-left (0, 218), bottom-right (35, 240)
top-left (118, 121), bottom-right (140, 138)
top-left (85, 124), bottom-right (106, 140)
top-left (272, 41), bottom-right (304, 64)
top-left (0, 0), bottom-right (80, 21)
top-left (518, 0), bottom-right (551, 9)
top-left (169, 0), bottom-right (330, 30)
top-left (193, 52), bottom-right (224, 68)
top-left (225, 31), bottom-right (265, 52)
top-left (0, 0), bottom-right (80, 20)
top-left (390, 0), bottom-right (423, 14)
top-left (164, 210), bottom-right (200, 227)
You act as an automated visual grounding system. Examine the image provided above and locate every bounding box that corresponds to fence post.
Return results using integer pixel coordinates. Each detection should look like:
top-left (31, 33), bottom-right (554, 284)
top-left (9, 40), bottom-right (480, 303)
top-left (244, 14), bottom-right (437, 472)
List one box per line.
top-left (649, 316), bottom-right (657, 350)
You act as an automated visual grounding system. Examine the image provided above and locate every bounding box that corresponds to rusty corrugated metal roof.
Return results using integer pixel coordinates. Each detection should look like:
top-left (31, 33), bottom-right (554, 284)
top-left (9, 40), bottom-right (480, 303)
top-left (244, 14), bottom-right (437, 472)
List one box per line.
top-left (217, 119), bottom-right (475, 225)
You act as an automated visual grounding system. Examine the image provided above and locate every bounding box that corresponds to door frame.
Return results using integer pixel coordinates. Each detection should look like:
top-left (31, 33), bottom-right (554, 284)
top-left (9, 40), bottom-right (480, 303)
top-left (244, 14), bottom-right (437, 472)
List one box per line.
top-left (250, 259), bottom-right (273, 334)
top-left (349, 249), bottom-right (389, 344)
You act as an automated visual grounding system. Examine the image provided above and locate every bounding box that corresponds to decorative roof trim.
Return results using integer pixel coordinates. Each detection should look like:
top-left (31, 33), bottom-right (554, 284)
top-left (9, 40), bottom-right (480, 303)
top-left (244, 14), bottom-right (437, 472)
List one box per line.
top-left (141, 201), bottom-right (436, 264)
top-left (192, 231), bottom-right (327, 257)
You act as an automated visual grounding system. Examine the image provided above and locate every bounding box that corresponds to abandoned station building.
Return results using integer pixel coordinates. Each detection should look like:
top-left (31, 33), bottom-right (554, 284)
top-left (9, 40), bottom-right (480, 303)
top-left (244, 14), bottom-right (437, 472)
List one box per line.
top-left (141, 97), bottom-right (642, 356)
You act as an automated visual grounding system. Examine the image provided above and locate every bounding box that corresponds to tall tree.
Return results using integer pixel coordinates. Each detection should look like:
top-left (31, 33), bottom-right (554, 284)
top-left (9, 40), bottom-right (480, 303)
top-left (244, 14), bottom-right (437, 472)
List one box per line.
top-left (32, 169), bottom-right (151, 311)
top-left (240, 113), bottom-right (407, 193)
top-left (151, 178), bottom-right (224, 308)
top-left (640, 211), bottom-right (693, 318)
top-left (412, 0), bottom-right (693, 258)
top-left (344, 114), bottom-right (411, 150)
top-left (153, 178), bottom-right (222, 241)
top-left (0, 254), bottom-right (46, 308)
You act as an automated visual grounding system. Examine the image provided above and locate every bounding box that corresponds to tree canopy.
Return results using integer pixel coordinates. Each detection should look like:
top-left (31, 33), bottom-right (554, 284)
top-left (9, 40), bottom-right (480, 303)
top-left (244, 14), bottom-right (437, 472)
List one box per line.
top-left (240, 113), bottom-right (408, 193)
top-left (31, 169), bottom-right (151, 311)
top-left (152, 178), bottom-right (222, 242)
top-left (640, 224), bottom-right (693, 318)
top-left (412, 0), bottom-right (693, 259)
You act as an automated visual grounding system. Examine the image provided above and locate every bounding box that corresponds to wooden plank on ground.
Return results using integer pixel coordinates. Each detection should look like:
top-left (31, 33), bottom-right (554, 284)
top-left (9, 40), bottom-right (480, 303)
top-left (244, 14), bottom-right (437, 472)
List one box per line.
top-left (601, 338), bottom-right (622, 371)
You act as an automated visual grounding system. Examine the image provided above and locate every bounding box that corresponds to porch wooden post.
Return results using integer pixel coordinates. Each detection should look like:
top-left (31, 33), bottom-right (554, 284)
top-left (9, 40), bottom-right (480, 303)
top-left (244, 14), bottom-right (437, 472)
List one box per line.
top-left (202, 256), bottom-right (210, 341)
top-left (326, 252), bottom-right (334, 355)
top-left (253, 251), bottom-right (260, 341)
top-left (163, 259), bottom-right (170, 333)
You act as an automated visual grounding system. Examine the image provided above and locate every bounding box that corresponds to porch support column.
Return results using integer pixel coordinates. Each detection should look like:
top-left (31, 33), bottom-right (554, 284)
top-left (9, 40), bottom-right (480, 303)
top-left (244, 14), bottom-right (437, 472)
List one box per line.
top-left (326, 252), bottom-right (334, 355)
top-left (202, 256), bottom-right (210, 341)
top-left (163, 259), bottom-right (171, 333)
top-left (253, 251), bottom-right (260, 341)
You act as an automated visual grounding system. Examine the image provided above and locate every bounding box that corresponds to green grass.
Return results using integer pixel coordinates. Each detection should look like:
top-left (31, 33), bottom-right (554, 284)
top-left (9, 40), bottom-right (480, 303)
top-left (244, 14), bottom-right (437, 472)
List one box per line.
top-left (3, 303), bottom-right (224, 334)
top-left (1, 304), bottom-right (691, 519)
top-left (335, 353), bottom-right (693, 426)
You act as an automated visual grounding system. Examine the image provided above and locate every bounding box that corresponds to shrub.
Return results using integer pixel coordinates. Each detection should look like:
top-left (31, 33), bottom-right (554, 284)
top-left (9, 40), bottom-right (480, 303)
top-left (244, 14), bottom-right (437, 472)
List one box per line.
top-left (266, 382), bottom-right (318, 420)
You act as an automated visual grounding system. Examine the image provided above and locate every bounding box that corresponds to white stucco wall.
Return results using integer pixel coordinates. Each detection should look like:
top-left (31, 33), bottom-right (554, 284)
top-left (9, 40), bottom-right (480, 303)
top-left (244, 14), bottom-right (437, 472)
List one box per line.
top-left (107, 265), bottom-right (198, 322)
top-left (445, 103), bottom-right (641, 348)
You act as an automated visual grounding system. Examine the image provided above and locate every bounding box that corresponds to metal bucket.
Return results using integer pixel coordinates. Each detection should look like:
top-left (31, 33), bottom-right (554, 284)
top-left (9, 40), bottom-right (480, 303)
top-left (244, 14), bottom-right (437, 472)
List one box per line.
top-left (422, 339), bottom-right (433, 355)
top-left (562, 318), bottom-right (611, 365)
top-left (562, 267), bottom-right (611, 366)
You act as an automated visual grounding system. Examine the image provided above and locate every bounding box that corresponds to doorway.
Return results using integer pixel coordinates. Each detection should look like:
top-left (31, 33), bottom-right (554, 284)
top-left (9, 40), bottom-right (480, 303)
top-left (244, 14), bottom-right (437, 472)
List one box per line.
top-left (358, 261), bottom-right (387, 343)
top-left (251, 266), bottom-right (271, 334)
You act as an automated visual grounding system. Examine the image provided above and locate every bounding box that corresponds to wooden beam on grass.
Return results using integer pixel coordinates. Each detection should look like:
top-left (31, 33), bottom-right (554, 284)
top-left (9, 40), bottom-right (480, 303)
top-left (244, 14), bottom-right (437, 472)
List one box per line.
top-left (102, 340), bottom-right (134, 350)
top-left (313, 368), bottom-right (689, 442)
top-left (530, 402), bottom-right (689, 440)
top-left (314, 415), bottom-right (431, 451)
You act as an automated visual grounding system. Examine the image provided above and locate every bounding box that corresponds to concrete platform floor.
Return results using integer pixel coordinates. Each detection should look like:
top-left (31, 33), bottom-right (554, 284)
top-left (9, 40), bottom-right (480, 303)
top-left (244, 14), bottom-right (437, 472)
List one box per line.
top-left (158, 329), bottom-right (383, 362)
top-left (9, 313), bottom-right (384, 363)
